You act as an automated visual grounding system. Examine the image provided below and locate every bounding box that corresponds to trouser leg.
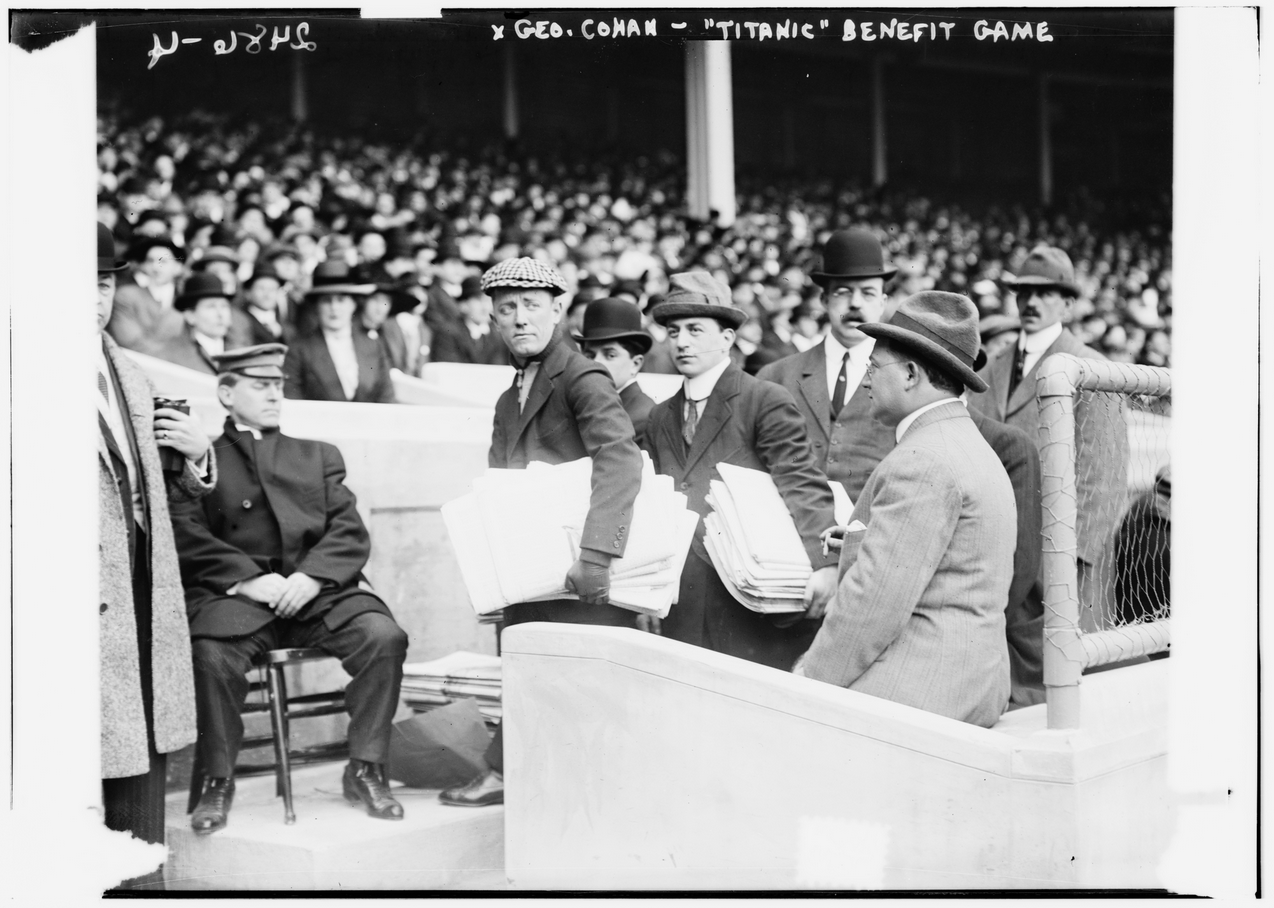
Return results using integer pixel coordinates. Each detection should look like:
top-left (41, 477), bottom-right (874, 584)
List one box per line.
top-left (190, 631), bottom-right (275, 778)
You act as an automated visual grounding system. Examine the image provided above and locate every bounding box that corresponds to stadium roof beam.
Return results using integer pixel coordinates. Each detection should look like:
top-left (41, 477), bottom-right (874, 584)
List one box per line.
top-left (685, 41), bottom-right (736, 226)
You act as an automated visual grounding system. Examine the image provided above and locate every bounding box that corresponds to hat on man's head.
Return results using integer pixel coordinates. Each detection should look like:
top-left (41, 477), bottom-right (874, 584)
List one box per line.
top-left (480, 256), bottom-right (568, 296)
top-left (244, 263), bottom-right (282, 289)
top-left (459, 276), bottom-right (485, 301)
top-left (1003, 245), bottom-right (1080, 297)
top-left (573, 297), bottom-right (653, 354)
top-left (264, 242), bottom-right (301, 263)
top-left (650, 271), bottom-right (746, 328)
top-left (194, 245), bottom-right (240, 268)
top-left (212, 343), bottom-right (288, 379)
top-left (175, 272), bottom-right (231, 311)
top-left (304, 260), bottom-right (376, 299)
top-left (860, 291), bottom-right (989, 393)
top-left (98, 222), bottom-right (127, 272)
top-left (126, 234), bottom-right (184, 263)
top-left (810, 228), bottom-right (897, 286)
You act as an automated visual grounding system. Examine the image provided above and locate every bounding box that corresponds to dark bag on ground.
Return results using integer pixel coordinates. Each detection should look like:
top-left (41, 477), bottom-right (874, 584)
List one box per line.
top-left (386, 698), bottom-right (491, 789)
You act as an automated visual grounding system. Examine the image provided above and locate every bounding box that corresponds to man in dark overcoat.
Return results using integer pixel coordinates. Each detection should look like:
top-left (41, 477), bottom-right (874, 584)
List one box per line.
top-left (439, 257), bottom-right (644, 808)
top-left (643, 272), bottom-right (839, 671)
top-left (170, 344), bottom-right (409, 834)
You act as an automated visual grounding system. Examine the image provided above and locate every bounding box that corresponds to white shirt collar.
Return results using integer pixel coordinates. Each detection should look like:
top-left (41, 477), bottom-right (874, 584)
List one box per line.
top-left (235, 423), bottom-right (263, 440)
top-left (193, 331), bottom-right (225, 357)
top-left (1021, 321), bottom-right (1064, 353)
top-left (683, 353), bottom-right (732, 402)
top-left (895, 397), bottom-right (964, 443)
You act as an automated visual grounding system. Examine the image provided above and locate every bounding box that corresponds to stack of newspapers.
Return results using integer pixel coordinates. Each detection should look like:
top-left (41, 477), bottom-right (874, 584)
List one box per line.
top-left (400, 650), bottom-right (503, 724)
top-left (703, 463), bottom-right (813, 614)
top-left (442, 454), bottom-right (700, 618)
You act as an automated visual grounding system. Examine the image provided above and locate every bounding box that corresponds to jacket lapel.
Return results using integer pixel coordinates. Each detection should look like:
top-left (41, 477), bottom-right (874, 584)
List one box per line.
top-left (797, 342), bottom-right (832, 442)
top-left (981, 347), bottom-right (1014, 420)
top-left (660, 388), bottom-right (689, 471)
top-left (510, 343), bottom-right (564, 446)
top-left (683, 365), bottom-right (741, 475)
top-left (1005, 332), bottom-right (1071, 418)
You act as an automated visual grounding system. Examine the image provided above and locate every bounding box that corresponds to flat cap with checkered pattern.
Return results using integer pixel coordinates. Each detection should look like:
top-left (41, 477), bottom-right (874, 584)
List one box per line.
top-left (480, 256), bottom-right (569, 296)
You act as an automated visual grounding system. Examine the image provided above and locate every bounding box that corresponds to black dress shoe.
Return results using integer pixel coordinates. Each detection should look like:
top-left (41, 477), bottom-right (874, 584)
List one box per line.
top-left (191, 777), bottom-right (235, 835)
top-left (343, 760), bottom-right (404, 820)
top-left (439, 768), bottom-right (503, 807)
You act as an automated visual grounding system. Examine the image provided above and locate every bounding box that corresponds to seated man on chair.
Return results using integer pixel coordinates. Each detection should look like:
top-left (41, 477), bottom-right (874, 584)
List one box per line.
top-left (171, 343), bottom-right (409, 834)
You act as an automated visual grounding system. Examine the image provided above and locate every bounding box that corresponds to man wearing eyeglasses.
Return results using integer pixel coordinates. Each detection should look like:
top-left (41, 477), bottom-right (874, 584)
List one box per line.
top-left (757, 228), bottom-right (898, 505)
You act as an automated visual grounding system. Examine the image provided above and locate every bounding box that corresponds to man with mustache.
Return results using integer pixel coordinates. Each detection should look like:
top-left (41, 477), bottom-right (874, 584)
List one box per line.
top-left (757, 229), bottom-right (899, 506)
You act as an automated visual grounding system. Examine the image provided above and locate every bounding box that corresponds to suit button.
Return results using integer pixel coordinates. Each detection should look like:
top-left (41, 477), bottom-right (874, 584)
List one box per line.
top-left (831, 439), bottom-right (839, 445)
top-left (680, 481), bottom-right (689, 490)
top-left (242, 499), bottom-right (253, 509)
top-left (100, 603), bottom-right (108, 614)
top-left (613, 542), bottom-right (621, 549)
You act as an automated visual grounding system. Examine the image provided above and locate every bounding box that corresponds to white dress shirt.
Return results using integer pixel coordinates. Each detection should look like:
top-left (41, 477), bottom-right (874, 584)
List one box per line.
top-left (193, 331), bottom-right (225, 359)
top-left (248, 305), bottom-right (282, 337)
top-left (682, 353), bottom-right (732, 423)
top-left (1018, 321), bottom-right (1064, 381)
top-left (466, 319), bottom-right (491, 340)
top-left (323, 331), bottom-right (360, 400)
top-left (824, 333), bottom-right (873, 402)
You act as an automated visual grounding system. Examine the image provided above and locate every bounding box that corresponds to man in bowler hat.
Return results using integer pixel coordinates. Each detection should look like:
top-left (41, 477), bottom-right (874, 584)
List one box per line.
top-left (97, 223), bottom-right (215, 888)
top-left (439, 257), bottom-right (644, 808)
top-left (154, 272), bottom-right (234, 375)
top-left (574, 296), bottom-right (657, 442)
top-left (795, 292), bottom-right (1017, 728)
top-left (757, 228), bottom-right (899, 505)
top-left (170, 344), bottom-right (409, 833)
top-left (643, 272), bottom-right (839, 670)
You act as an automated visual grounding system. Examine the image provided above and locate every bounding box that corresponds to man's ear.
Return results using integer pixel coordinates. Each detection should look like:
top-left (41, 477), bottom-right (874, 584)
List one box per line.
top-left (182, 309), bottom-right (197, 327)
top-left (631, 353), bottom-right (645, 371)
top-left (216, 382), bottom-right (235, 410)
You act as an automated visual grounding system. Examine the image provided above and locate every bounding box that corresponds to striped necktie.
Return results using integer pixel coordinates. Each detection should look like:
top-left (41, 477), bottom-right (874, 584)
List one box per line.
top-left (830, 352), bottom-right (850, 417)
top-left (683, 398), bottom-right (700, 446)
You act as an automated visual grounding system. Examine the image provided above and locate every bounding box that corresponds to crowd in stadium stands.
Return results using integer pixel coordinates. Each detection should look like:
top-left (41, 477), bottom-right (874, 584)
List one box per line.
top-left (97, 110), bottom-right (1172, 382)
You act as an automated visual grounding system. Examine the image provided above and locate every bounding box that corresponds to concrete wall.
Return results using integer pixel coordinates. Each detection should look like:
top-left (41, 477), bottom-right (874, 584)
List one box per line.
top-left (500, 623), bottom-right (1174, 890)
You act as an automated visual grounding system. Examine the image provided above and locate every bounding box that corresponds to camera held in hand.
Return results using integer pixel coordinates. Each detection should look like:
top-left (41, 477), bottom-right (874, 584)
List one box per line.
top-left (153, 397), bottom-right (190, 473)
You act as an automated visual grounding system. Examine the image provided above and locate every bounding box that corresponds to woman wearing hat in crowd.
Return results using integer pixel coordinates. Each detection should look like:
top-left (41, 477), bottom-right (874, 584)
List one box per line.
top-left (356, 280), bottom-right (413, 374)
top-left (574, 297), bottom-right (656, 442)
top-left (107, 234), bottom-right (187, 356)
top-left (282, 261), bottom-right (397, 403)
top-left (431, 276), bottom-right (509, 366)
top-left (153, 272), bottom-right (235, 375)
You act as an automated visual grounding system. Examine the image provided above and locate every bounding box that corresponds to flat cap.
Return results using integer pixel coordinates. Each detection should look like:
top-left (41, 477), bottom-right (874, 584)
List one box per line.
top-left (480, 256), bottom-right (568, 296)
top-left (212, 343), bottom-right (288, 379)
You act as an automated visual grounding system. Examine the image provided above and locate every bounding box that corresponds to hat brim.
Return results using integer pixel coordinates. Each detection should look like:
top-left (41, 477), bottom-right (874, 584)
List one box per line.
top-left (860, 323), bottom-right (988, 393)
top-left (572, 328), bottom-right (654, 354)
top-left (98, 257), bottom-right (128, 273)
top-left (811, 265), bottom-right (898, 286)
top-left (1002, 275), bottom-right (1081, 297)
top-left (650, 302), bottom-right (747, 328)
top-left (484, 280), bottom-right (567, 296)
top-left (175, 291), bottom-right (231, 310)
top-left (305, 283), bottom-right (377, 298)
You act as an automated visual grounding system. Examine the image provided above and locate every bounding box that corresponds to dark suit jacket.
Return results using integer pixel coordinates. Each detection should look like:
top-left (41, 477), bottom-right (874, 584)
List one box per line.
top-left (431, 324), bottom-right (510, 365)
top-left (283, 331), bottom-right (397, 403)
top-left (620, 380), bottom-right (656, 444)
top-left (359, 318), bottom-right (410, 373)
top-left (229, 304), bottom-right (294, 348)
top-left (967, 328), bottom-right (1128, 565)
top-left (153, 329), bottom-right (218, 375)
top-left (171, 419), bottom-right (392, 639)
top-left (490, 334), bottom-right (642, 558)
top-left (642, 363), bottom-right (837, 573)
top-left (756, 340), bottom-right (896, 504)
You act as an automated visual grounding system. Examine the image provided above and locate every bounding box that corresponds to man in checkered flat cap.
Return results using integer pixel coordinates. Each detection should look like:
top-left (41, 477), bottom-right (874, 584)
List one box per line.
top-left (440, 257), bottom-right (643, 808)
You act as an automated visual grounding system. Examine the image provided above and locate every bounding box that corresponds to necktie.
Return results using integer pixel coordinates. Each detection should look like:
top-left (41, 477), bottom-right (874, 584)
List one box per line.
top-left (98, 369), bottom-right (110, 402)
top-left (830, 352), bottom-right (851, 417)
top-left (683, 398), bottom-right (699, 447)
top-left (1008, 343), bottom-right (1028, 397)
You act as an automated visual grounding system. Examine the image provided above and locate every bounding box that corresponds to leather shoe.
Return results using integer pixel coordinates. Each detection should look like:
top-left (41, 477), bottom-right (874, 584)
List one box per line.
top-left (439, 768), bottom-right (503, 807)
top-left (343, 759), bottom-right (404, 820)
top-left (191, 777), bottom-right (235, 835)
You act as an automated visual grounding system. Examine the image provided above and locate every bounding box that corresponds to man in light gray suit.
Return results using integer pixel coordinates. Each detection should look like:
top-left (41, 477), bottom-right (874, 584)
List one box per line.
top-left (795, 291), bottom-right (1016, 728)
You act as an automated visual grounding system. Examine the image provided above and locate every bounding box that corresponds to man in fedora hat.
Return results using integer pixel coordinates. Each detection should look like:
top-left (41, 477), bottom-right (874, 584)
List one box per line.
top-left (153, 272), bottom-right (234, 375)
top-left (439, 257), bottom-right (643, 808)
top-left (575, 297), bottom-right (656, 441)
top-left (170, 344), bottom-right (409, 834)
top-left (643, 271), bottom-right (839, 670)
top-left (96, 223), bottom-right (215, 887)
top-left (967, 244), bottom-right (1128, 703)
top-left (795, 291), bottom-right (1017, 728)
top-left (757, 228), bottom-right (898, 505)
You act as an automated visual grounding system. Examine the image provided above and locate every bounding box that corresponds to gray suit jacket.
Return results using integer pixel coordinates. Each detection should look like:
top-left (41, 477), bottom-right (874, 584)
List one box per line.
top-left (798, 402), bottom-right (1016, 728)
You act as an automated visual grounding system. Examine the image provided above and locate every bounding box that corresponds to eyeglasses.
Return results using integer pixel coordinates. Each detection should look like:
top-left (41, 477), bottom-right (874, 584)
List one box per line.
top-left (865, 359), bottom-right (908, 378)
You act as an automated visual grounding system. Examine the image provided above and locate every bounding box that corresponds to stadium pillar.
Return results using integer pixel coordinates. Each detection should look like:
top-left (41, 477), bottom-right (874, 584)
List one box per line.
top-left (503, 43), bottom-right (519, 139)
top-left (871, 57), bottom-right (887, 187)
top-left (684, 41), bottom-right (736, 226)
top-left (1038, 75), bottom-right (1053, 205)
top-left (291, 51), bottom-right (308, 122)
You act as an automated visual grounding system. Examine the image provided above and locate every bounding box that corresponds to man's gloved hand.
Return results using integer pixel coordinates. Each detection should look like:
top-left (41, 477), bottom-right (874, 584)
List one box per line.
top-left (565, 550), bottom-right (612, 606)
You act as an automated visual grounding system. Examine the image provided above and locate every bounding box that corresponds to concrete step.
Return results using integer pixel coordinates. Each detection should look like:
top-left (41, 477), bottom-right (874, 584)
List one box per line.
top-left (165, 762), bottom-right (506, 890)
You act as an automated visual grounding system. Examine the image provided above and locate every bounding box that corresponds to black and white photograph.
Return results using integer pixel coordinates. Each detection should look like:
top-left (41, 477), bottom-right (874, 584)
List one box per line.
top-left (2, 3), bottom-right (1261, 898)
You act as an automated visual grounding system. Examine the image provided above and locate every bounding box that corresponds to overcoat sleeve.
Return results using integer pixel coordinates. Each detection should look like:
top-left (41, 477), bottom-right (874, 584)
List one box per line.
top-left (567, 367), bottom-right (642, 558)
top-left (294, 443), bottom-right (373, 585)
top-left (166, 445), bottom-right (217, 503)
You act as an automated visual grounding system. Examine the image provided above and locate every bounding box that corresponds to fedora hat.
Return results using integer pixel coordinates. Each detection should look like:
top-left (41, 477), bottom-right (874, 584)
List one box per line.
top-left (573, 297), bottom-right (653, 354)
top-left (860, 291), bottom-right (988, 392)
top-left (175, 272), bottom-right (231, 311)
top-left (304, 260), bottom-right (376, 298)
top-left (810, 228), bottom-right (897, 286)
top-left (650, 271), bottom-right (746, 328)
top-left (1002, 245), bottom-right (1081, 297)
top-left (98, 222), bottom-right (126, 272)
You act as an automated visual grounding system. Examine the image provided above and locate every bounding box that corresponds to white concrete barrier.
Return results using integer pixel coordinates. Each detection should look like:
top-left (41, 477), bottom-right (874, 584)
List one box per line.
top-left (500, 623), bottom-right (1174, 890)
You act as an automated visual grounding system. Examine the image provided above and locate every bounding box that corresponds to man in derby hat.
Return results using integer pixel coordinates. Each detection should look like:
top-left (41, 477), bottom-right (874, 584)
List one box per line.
top-left (757, 228), bottom-right (899, 505)
top-left (439, 257), bottom-right (644, 809)
top-left (967, 244), bottom-right (1128, 705)
top-left (430, 275), bottom-right (509, 366)
top-left (795, 291), bottom-right (1017, 728)
top-left (575, 297), bottom-right (656, 442)
top-left (170, 344), bottom-right (409, 834)
top-left (283, 261), bottom-right (396, 403)
top-left (108, 234), bottom-right (187, 356)
top-left (643, 272), bottom-right (839, 671)
top-left (151, 273), bottom-right (235, 375)
top-left (96, 223), bottom-right (215, 886)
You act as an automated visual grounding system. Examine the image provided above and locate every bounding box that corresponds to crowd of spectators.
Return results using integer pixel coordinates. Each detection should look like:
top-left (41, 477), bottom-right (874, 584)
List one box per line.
top-left (98, 109), bottom-right (1172, 383)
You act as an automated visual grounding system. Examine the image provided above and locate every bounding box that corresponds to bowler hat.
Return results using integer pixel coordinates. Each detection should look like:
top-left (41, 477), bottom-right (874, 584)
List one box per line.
top-left (304, 260), bottom-right (376, 298)
top-left (98, 222), bottom-right (126, 272)
top-left (194, 245), bottom-right (240, 268)
top-left (480, 256), bottom-right (568, 296)
top-left (212, 343), bottom-right (287, 379)
top-left (459, 276), bottom-right (485, 301)
top-left (650, 271), bottom-right (746, 328)
top-left (810, 228), bottom-right (897, 286)
top-left (126, 234), bottom-right (183, 263)
top-left (244, 263), bottom-right (283, 289)
top-left (175, 273), bottom-right (231, 311)
top-left (1003, 245), bottom-right (1081, 297)
top-left (573, 297), bottom-right (653, 354)
top-left (860, 291), bottom-right (988, 393)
